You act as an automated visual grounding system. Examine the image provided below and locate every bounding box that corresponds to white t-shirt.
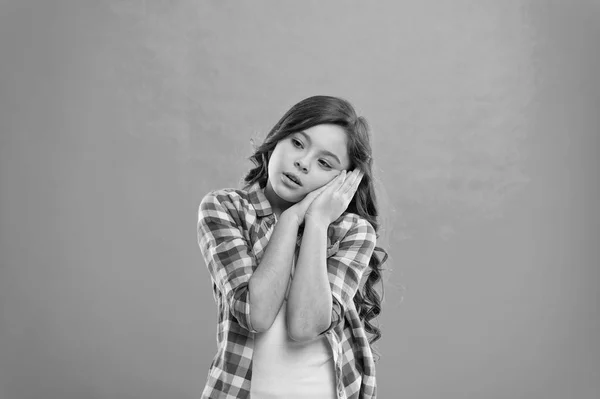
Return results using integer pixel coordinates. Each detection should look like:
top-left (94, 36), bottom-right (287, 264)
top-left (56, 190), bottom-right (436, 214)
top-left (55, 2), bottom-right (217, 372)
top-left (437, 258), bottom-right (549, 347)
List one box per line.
top-left (250, 254), bottom-right (337, 398)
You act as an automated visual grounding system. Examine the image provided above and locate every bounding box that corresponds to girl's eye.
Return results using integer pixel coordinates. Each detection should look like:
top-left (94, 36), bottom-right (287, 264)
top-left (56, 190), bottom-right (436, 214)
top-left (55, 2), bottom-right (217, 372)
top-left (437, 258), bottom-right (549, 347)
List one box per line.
top-left (292, 138), bottom-right (303, 148)
top-left (319, 160), bottom-right (332, 169)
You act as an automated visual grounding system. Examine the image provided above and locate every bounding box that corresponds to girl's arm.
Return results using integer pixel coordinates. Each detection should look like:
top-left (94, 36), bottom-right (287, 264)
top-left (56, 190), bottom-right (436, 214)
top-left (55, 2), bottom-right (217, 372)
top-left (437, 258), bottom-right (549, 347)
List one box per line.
top-left (287, 215), bottom-right (376, 342)
top-left (286, 169), bottom-right (369, 342)
top-left (198, 191), bottom-right (298, 334)
top-left (285, 218), bottom-right (332, 341)
top-left (247, 211), bottom-right (299, 332)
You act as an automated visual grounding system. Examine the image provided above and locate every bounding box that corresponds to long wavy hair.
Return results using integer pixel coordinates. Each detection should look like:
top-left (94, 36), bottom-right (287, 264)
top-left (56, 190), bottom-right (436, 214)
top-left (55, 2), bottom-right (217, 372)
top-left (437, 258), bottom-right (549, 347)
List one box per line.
top-left (243, 95), bottom-right (388, 359)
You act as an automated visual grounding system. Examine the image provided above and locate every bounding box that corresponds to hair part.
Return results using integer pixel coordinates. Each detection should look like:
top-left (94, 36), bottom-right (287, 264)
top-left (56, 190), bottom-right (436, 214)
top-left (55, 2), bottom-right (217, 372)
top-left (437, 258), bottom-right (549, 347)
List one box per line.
top-left (244, 95), bottom-right (388, 361)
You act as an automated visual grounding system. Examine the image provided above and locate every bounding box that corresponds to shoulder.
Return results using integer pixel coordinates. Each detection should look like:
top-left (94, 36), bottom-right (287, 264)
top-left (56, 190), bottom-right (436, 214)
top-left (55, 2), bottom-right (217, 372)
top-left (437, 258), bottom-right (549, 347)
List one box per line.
top-left (199, 187), bottom-right (254, 218)
top-left (329, 212), bottom-right (376, 243)
top-left (200, 187), bottom-right (249, 206)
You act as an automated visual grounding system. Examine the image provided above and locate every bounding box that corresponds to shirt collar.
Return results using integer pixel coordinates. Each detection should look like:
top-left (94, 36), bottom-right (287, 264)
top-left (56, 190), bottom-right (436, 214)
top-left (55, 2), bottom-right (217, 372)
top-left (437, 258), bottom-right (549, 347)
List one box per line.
top-left (247, 181), bottom-right (273, 217)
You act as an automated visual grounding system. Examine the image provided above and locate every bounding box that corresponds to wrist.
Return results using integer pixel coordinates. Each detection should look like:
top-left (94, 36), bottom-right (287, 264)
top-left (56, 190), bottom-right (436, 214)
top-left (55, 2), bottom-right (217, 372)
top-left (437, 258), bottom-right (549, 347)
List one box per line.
top-left (304, 214), bottom-right (330, 230)
top-left (281, 208), bottom-right (303, 228)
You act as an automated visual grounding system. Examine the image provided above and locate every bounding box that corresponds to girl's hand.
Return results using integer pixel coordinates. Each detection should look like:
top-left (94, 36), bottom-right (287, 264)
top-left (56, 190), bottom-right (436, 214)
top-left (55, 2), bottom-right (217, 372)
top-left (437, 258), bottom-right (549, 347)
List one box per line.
top-left (305, 169), bottom-right (364, 227)
top-left (284, 172), bottom-right (343, 227)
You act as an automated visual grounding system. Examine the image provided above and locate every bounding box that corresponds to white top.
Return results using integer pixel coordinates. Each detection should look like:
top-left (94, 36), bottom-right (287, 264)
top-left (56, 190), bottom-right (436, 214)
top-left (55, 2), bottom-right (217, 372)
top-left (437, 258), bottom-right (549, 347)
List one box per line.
top-left (250, 254), bottom-right (337, 398)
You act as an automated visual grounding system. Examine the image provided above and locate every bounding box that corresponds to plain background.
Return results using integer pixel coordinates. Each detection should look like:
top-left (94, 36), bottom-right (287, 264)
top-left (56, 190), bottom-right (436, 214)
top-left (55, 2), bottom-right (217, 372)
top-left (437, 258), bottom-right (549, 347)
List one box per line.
top-left (1, 1), bottom-right (599, 398)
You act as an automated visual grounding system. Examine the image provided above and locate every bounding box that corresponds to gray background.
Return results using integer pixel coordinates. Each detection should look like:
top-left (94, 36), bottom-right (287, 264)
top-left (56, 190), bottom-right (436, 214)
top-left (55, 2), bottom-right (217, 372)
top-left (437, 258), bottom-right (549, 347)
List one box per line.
top-left (1, 1), bottom-right (599, 398)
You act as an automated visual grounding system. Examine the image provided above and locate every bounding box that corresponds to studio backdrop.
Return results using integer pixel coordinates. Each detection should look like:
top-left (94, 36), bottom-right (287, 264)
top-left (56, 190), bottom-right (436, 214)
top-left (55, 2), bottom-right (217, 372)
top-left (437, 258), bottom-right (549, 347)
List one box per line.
top-left (1, 1), bottom-right (598, 398)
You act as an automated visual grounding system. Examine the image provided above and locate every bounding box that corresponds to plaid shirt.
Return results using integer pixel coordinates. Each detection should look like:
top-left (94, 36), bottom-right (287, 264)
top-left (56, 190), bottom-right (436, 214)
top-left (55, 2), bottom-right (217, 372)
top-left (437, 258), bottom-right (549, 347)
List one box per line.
top-left (197, 182), bottom-right (377, 398)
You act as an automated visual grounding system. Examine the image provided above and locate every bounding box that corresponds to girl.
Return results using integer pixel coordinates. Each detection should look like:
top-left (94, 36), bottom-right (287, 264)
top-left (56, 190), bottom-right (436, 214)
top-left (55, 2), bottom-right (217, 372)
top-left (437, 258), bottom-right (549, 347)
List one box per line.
top-left (197, 95), bottom-right (388, 398)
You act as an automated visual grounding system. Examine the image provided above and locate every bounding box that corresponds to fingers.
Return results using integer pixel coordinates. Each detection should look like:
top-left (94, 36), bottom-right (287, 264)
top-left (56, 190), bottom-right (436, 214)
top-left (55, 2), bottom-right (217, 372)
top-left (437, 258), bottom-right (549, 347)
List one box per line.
top-left (335, 170), bottom-right (347, 185)
top-left (309, 170), bottom-right (352, 200)
top-left (323, 170), bottom-right (346, 191)
top-left (341, 169), bottom-right (364, 195)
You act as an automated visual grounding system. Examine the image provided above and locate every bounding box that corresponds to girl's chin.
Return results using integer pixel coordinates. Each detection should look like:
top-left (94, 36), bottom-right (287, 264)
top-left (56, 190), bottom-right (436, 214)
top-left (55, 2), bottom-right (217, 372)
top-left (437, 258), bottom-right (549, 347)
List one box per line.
top-left (265, 181), bottom-right (303, 206)
top-left (274, 188), bottom-right (303, 203)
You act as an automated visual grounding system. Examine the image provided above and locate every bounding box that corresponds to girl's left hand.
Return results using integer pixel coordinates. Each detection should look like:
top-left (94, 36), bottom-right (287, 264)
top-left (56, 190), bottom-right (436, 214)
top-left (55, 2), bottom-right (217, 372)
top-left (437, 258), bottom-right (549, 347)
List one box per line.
top-left (304, 169), bottom-right (364, 226)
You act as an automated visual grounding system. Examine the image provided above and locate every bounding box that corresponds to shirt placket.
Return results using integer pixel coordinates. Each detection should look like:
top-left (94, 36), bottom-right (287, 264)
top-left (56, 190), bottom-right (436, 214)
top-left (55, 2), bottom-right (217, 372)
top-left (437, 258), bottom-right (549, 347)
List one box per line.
top-left (325, 331), bottom-right (346, 398)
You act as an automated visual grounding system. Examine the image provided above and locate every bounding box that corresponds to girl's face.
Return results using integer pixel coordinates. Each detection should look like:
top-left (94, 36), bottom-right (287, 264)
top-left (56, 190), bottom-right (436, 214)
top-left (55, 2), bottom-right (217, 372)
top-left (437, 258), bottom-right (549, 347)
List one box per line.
top-left (265, 123), bottom-right (351, 209)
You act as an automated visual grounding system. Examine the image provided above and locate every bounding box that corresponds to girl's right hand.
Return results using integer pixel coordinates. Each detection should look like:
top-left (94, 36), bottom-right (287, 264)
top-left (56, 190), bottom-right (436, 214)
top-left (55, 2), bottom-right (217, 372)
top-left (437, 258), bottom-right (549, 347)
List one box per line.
top-left (284, 173), bottom-right (343, 227)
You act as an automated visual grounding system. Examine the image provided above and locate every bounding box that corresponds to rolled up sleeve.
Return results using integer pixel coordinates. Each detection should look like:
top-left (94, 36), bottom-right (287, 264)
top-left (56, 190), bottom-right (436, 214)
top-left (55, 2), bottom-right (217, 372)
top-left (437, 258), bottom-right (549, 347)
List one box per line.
top-left (197, 192), bottom-right (258, 332)
top-left (323, 215), bottom-right (376, 333)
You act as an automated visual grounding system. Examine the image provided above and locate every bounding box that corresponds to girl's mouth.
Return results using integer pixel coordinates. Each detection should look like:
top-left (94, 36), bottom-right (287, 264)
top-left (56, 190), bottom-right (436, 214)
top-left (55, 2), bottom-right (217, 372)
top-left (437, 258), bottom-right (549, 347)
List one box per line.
top-left (283, 172), bottom-right (302, 186)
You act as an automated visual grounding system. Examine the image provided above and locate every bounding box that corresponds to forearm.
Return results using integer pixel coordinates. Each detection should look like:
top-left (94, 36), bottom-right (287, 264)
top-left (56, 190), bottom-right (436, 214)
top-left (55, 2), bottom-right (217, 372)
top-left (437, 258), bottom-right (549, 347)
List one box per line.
top-left (286, 218), bottom-right (332, 341)
top-left (248, 211), bottom-right (299, 332)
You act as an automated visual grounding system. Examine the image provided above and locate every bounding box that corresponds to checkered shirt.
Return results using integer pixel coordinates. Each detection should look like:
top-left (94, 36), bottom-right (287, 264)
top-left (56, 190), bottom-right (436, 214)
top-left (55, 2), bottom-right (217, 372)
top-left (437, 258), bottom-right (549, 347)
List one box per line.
top-left (197, 182), bottom-right (378, 398)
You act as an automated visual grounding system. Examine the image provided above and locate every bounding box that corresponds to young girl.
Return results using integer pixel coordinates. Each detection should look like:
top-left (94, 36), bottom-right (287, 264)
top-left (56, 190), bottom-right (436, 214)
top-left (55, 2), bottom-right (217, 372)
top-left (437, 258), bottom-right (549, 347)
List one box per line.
top-left (197, 95), bottom-right (388, 399)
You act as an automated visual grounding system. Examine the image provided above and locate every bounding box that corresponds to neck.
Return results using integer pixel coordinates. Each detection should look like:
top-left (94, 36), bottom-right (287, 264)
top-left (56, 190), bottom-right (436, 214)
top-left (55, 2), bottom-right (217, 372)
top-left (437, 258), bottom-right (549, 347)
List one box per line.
top-left (264, 180), bottom-right (294, 217)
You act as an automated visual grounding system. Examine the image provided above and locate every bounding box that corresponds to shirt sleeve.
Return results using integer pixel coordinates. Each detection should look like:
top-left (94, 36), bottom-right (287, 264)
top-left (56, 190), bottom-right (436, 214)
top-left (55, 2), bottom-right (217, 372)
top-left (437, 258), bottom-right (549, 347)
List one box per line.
top-left (197, 191), bottom-right (258, 333)
top-left (323, 215), bottom-right (376, 333)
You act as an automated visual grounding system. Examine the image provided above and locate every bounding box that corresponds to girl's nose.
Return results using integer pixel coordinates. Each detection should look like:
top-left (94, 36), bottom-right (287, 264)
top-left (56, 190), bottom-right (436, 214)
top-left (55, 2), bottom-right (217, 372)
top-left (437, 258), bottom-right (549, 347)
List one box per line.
top-left (294, 160), bottom-right (308, 173)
